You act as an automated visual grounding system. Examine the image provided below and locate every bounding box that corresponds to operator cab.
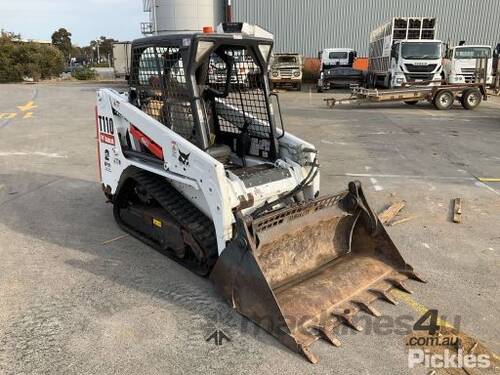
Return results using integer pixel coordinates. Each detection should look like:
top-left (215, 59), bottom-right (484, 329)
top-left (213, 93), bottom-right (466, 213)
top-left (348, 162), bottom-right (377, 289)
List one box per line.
top-left (128, 23), bottom-right (280, 169)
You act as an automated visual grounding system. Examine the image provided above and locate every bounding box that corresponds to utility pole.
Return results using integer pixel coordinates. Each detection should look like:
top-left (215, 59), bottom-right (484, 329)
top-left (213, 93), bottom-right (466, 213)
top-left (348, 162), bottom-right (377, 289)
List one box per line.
top-left (226, 0), bottom-right (232, 23)
top-left (152, 0), bottom-right (158, 35)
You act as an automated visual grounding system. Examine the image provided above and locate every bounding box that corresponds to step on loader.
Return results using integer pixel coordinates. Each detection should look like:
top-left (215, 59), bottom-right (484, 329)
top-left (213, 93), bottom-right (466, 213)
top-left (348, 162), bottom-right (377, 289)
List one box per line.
top-left (96, 22), bottom-right (424, 363)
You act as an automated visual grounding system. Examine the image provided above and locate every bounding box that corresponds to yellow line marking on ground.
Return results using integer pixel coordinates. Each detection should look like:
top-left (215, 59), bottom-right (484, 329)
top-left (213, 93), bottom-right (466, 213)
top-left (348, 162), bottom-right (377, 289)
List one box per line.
top-left (391, 289), bottom-right (455, 328)
top-left (0, 113), bottom-right (17, 120)
top-left (102, 234), bottom-right (129, 245)
top-left (23, 112), bottom-right (34, 119)
top-left (477, 178), bottom-right (500, 183)
top-left (17, 101), bottom-right (38, 112)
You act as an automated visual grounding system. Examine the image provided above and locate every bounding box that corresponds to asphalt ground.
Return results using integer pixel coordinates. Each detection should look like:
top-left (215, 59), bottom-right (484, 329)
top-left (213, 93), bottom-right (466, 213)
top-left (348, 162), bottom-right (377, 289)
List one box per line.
top-left (0, 82), bottom-right (499, 374)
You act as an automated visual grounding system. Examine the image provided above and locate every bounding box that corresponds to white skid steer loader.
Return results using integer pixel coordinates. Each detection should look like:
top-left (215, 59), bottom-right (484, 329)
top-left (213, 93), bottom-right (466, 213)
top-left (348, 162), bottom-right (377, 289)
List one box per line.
top-left (96, 23), bottom-right (424, 363)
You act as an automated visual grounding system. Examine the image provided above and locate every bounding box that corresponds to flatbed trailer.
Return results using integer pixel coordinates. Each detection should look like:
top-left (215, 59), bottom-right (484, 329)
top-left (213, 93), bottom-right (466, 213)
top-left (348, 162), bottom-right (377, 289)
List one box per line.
top-left (325, 82), bottom-right (487, 110)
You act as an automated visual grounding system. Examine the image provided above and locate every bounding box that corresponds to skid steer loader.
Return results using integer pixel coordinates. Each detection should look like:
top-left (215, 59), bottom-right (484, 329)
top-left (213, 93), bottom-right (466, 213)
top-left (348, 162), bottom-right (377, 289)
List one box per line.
top-left (96, 23), bottom-right (424, 363)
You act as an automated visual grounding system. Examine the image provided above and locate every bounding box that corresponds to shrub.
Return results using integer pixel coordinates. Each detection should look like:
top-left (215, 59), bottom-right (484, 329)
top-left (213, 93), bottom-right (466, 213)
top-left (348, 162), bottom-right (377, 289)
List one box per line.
top-left (0, 36), bottom-right (64, 82)
top-left (39, 45), bottom-right (65, 78)
top-left (0, 36), bottom-right (21, 82)
top-left (73, 66), bottom-right (96, 80)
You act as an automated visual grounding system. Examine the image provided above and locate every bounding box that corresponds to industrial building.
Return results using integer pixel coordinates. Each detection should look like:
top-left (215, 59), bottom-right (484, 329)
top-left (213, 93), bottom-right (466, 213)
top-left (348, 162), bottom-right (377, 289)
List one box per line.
top-left (142, 0), bottom-right (500, 56)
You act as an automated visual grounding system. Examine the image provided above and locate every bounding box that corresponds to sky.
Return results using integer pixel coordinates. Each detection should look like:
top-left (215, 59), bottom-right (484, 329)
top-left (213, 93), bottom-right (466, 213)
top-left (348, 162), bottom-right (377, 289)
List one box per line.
top-left (0, 0), bottom-right (146, 46)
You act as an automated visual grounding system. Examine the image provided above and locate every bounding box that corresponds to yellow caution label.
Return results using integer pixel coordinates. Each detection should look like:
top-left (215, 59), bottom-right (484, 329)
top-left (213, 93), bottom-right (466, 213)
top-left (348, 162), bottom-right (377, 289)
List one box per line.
top-left (152, 218), bottom-right (162, 228)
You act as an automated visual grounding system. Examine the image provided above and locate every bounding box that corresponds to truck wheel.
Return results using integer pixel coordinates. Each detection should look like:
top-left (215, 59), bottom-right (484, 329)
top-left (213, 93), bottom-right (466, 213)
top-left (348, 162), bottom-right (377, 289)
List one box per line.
top-left (460, 89), bottom-right (482, 110)
top-left (296, 83), bottom-right (302, 91)
top-left (317, 86), bottom-right (323, 93)
top-left (385, 74), bottom-right (392, 89)
top-left (404, 100), bottom-right (419, 105)
top-left (433, 90), bottom-right (454, 110)
top-left (367, 74), bottom-right (375, 88)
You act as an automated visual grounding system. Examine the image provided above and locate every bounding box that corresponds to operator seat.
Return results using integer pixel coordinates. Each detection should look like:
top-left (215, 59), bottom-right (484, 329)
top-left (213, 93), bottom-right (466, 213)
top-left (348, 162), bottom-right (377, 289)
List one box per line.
top-left (207, 144), bottom-right (232, 164)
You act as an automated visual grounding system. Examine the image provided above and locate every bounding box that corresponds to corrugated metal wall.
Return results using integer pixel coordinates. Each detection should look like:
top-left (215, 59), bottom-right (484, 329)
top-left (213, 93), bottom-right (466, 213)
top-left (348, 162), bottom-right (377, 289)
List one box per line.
top-left (233, 0), bottom-right (500, 56)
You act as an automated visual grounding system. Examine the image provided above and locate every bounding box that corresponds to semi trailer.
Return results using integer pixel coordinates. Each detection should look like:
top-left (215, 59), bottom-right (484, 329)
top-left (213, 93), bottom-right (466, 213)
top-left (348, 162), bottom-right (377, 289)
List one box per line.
top-left (443, 44), bottom-right (494, 84)
top-left (112, 42), bottom-right (132, 80)
top-left (368, 17), bottom-right (443, 88)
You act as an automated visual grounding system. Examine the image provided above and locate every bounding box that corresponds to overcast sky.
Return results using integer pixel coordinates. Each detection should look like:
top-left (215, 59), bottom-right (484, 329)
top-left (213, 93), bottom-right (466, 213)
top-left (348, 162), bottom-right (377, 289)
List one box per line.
top-left (0, 0), bottom-right (146, 45)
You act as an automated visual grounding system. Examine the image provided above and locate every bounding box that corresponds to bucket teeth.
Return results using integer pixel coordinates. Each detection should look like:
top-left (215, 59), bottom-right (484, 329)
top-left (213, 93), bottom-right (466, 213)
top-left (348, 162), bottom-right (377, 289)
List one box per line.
top-left (299, 344), bottom-right (319, 364)
top-left (403, 270), bottom-right (427, 283)
top-left (336, 311), bottom-right (364, 332)
top-left (370, 289), bottom-right (399, 305)
top-left (315, 326), bottom-right (342, 347)
top-left (354, 301), bottom-right (382, 317)
top-left (388, 278), bottom-right (413, 294)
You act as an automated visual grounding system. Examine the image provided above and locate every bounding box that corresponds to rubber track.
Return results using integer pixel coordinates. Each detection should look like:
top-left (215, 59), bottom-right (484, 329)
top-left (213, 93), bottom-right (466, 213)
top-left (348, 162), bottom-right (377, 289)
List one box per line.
top-left (129, 170), bottom-right (218, 271)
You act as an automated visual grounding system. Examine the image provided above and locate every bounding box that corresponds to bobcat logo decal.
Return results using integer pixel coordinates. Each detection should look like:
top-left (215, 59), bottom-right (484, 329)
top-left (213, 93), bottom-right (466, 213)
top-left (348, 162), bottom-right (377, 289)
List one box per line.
top-left (178, 149), bottom-right (190, 166)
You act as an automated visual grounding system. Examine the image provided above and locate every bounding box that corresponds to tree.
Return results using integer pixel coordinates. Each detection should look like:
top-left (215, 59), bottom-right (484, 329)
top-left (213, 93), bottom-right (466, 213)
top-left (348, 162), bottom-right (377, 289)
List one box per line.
top-left (0, 34), bottom-right (19, 82)
top-left (0, 36), bottom-right (64, 83)
top-left (89, 36), bottom-right (117, 63)
top-left (98, 36), bottom-right (117, 60)
top-left (80, 46), bottom-right (94, 64)
top-left (51, 28), bottom-right (72, 60)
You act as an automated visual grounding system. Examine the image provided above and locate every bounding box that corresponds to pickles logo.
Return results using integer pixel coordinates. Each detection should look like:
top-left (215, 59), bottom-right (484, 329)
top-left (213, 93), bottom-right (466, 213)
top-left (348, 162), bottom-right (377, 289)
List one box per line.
top-left (406, 310), bottom-right (492, 370)
top-left (408, 349), bottom-right (491, 369)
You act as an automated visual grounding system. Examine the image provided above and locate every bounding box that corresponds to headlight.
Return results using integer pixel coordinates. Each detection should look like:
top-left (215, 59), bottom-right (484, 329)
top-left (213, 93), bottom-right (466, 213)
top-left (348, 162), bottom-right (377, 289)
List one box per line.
top-left (293, 70), bottom-right (301, 77)
top-left (272, 71), bottom-right (279, 77)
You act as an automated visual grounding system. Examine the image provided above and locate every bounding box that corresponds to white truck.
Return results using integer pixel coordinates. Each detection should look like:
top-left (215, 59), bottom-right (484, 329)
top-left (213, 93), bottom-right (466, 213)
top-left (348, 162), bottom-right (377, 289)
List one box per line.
top-left (368, 17), bottom-right (443, 88)
top-left (443, 44), bottom-right (493, 84)
top-left (112, 42), bottom-right (132, 80)
top-left (317, 48), bottom-right (363, 92)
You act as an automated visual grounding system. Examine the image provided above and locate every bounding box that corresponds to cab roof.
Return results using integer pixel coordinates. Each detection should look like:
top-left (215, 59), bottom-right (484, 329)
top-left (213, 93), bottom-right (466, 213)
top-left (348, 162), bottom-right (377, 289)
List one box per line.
top-left (452, 44), bottom-right (492, 49)
top-left (132, 30), bottom-right (273, 49)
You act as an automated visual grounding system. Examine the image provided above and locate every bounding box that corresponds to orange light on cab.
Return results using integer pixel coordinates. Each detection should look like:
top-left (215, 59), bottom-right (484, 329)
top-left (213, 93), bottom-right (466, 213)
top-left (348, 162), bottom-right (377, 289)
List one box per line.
top-left (203, 26), bottom-right (214, 33)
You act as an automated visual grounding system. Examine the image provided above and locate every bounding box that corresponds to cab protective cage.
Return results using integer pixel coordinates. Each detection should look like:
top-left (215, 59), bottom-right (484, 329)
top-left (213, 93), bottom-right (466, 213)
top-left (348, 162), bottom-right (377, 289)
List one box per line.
top-left (127, 33), bottom-right (280, 162)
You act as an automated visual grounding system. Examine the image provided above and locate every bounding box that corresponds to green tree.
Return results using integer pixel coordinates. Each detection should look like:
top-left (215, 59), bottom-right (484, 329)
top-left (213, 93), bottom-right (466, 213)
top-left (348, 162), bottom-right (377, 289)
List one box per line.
top-left (0, 33), bottom-right (64, 83)
top-left (89, 36), bottom-right (118, 64)
top-left (80, 46), bottom-right (94, 63)
top-left (51, 28), bottom-right (72, 60)
top-left (98, 36), bottom-right (117, 59)
top-left (0, 34), bottom-right (20, 82)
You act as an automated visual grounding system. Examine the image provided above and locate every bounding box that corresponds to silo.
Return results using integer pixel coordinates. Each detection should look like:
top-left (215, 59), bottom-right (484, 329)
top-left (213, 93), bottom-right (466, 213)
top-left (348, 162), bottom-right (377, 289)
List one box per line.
top-left (148, 0), bottom-right (225, 35)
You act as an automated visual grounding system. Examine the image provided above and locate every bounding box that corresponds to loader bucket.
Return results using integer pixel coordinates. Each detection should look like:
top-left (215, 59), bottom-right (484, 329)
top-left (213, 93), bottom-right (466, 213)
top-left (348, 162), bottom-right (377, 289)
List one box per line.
top-left (211, 181), bottom-right (425, 363)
